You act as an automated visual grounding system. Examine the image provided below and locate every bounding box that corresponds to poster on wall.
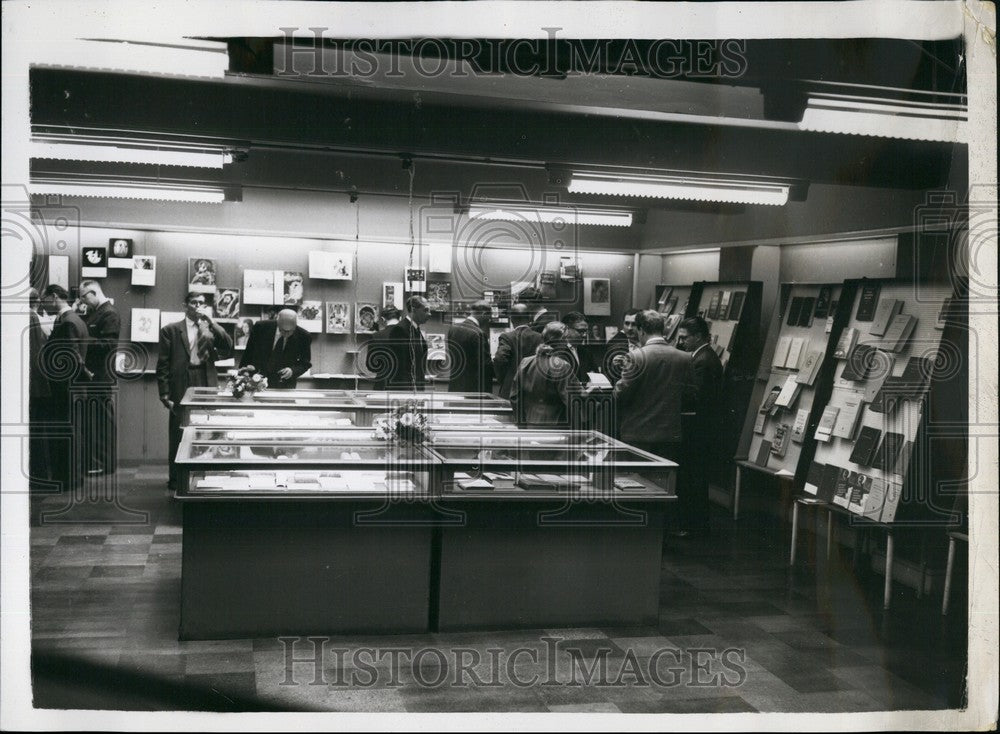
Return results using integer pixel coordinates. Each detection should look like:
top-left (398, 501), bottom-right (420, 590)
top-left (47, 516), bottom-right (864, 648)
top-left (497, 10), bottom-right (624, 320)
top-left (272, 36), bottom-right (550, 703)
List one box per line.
top-left (81, 246), bottom-right (107, 278)
top-left (426, 281), bottom-right (451, 312)
top-left (382, 282), bottom-right (404, 310)
top-left (188, 258), bottom-right (217, 293)
top-left (325, 302), bottom-right (351, 334)
top-left (308, 250), bottom-right (353, 280)
top-left (355, 302), bottom-right (379, 334)
top-left (131, 255), bottom-right (156, 286)
top-left (130, 308), bottom-right (160, 343)
top-left (279, 270), bottom-right (304, 306)
top-left (584, 277), bottom-right (611, 316)
top-left (233, 317), bottom-right (257, 350)
top-left (405, 268), bottom-right (426, 293)
top-left (47, 255), bottom-right (69, 289)
top-left (429, 243), bottom-right (452, 273)
top-left (426, 333), bottom-right (446, 361)
top-left (108, 238), bottom-right (134, 269)
top-left (243, 269), bottom-right (275, 305)
top-left (214, 287), bottom-right (241, 318)
top-left (298, 300), bottom-right (323, 333)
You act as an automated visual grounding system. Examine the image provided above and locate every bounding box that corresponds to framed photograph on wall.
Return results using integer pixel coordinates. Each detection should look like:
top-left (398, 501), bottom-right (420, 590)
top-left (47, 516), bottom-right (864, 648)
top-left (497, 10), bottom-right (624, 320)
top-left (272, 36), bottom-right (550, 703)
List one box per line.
top-left (214, 287), bottom-right (241, 318)
top-left (81, 246), bottom-right (108, 278)
top-left (426, 280), bottom-right (451, 311)
top-left (298, 300), bottom-right (323, 333)
top-left (129, 308), bottom-right (160, 343)
top-left (243, 269), bottom-right (275, 305)
top-left (382, 282), bottom-right (403, 310)
top-left (325, 301), bottom-right (351, 334)
top-left (282, 271), bottom-right (304, 306)
top-left (584, 277), bottom-right (611, 316)
top-left (108, 238), bottom-right (134, 268)
top-left (188, 257), bottom-right (217, 293)
top-left (233, 316), bottom-right (257, 350)
top-left (355, 302), bottom-right (379, 334)
top-left (308, 250), bottom-right (353, 280)
top-left (131, 255), bottom-right (156, 286)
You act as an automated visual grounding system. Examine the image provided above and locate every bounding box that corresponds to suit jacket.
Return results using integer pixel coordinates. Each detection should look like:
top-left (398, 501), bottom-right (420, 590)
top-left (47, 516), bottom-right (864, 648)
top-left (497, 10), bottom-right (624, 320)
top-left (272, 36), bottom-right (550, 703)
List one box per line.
top-left (365, 326), bottom-right (396, 391)
top-left (156, 318), bottom-right (233, 402)
top-left (29, 310), bottom-right (51, 399)
top-left (42, 309), bottom-right (90, 394)
top-left (367, 317), bottom-right (427, 391)
top-left (510, 346), bottom-right (582, 428)
top-left (84, 301), bottom-right (121, 385)
top-left (684, 343), bottom-right (725, 442)
top-left (447, 318), bottom-right (494, 393)
top-left (604, 332), bottom-right (636, 383)
top-left (240, 321), bottom-right (312, 389)
top-left (613, 338), bottom-right (694, 444)
top-left (493, 324), bottom-right (542, 399)
top-left (567, 344), bottom-right (598, 385)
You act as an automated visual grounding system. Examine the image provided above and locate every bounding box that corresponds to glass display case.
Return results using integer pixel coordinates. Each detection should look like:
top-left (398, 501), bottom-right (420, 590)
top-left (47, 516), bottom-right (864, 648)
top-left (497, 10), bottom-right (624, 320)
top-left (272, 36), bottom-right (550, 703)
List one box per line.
top-left (187, 408), bottom-right (359, 429)
top-left (175, 427), bottom-right (436, 498)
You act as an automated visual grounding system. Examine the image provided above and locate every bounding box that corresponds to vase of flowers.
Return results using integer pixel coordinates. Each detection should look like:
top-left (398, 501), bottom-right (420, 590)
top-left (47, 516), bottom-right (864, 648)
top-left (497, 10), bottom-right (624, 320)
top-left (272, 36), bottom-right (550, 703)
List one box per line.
top-left (372, 401), bottom-right (429, 445)
top-left (226, 366), bottom-right (268, 400)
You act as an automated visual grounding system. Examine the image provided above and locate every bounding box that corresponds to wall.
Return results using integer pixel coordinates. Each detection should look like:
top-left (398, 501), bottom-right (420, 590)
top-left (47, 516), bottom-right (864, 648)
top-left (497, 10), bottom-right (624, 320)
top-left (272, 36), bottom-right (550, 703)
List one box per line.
top-left (779, 237), bottom-right (897, 282)
top-left (661, 250), bottom-right (721, 287)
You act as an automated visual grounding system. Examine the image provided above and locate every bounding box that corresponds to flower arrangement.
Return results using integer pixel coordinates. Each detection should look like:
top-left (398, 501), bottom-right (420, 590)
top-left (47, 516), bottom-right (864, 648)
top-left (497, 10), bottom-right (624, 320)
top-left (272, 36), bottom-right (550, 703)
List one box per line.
top-left (372, 401), bottom-right (430, 444)
top-left (226, 366), bottom-right (268, 399)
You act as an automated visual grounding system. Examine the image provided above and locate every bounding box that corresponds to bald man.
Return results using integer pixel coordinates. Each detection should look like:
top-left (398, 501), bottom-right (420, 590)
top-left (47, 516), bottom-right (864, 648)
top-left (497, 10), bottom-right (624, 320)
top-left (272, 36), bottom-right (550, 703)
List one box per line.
top-left (240, 308), bottom-right (312, 389)
top-left (79, 279), bottom-right (120, 473)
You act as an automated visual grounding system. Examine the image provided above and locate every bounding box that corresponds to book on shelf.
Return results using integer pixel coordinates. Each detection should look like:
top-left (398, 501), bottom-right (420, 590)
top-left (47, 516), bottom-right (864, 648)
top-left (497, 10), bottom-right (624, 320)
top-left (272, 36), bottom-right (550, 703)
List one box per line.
top-left (786, 297), bottom-right (804, 327)
top-left (774, 375), bottom-right (802, 409)
top-left (796, 349), bottom-right (825, 385)
top-left (753, 440), bottom-right (773, 467)
top-left (753, 408), bottom-right (768, 435)
top-left (729, 291), bottom-right (746, 321)
top-left (483, 471), bottom-right (516, 489)
top-left (849, 426), bottom-right (882, 467)
top-left (832, 468), bottom-right (853, 507)
top-left (900, 355), bottom-right (934, 387)
top-left (814, 286), bottom-right (832, 319)
top-left (879, 481), bottom-right (904, 522)
top-left (860, 477), bottom-right (888, 520)
top-left (840, 343), bottom-right (876, 381)
top-left (869, 299), bottom-right (903, 336)
top-left (613, 476), bottom-right (646, 490)
top-left (831, 394), bottom-right (864, 439)
top-left (817, 463), bottom-right (841, 503)
top-left (656, 287), bottom-right (671, 309)
top-left (770, 424), bottom-right (792, 458)
top-left (785, 337), bottom-right (807, 369)
top-left (882, 313), bottom-right (918, 353)
top-left (855, 282), bottom-right (882, 321)
top-left (772, 336), bottom-right (792, 368)
top-left (797, 297), bottom-right (816, 327)
top-left (814, 405), bottom-right (840, 441)
top-left (804, 461), bottom-right (825, 495)
top-left (833, 328), bottom-right (858, 359)
top-left (790, 408), bottom-right (810, 443)
top-left (759, 384), bottom-right (783, 414)
top-left (458, 476), bottom-right (494, 490)
top-left (860, 358), bottom-right (895, 402)
top-left (848, 473), bottom-right (875, 516)
top-left (515, 473), bottom-right (558, 491)
top-left (707, 290), bottom-right (722, 320)
top-left (718, 290), bottom-right (732, 320)
top-left (871, 431), bottom-right (906, 472)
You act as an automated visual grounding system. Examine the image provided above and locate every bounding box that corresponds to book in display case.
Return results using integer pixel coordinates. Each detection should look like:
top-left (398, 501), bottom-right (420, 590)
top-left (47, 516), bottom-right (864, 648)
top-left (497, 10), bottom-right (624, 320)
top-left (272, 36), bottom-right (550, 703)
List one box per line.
top-left (651, 283), bottom-right (694, 346)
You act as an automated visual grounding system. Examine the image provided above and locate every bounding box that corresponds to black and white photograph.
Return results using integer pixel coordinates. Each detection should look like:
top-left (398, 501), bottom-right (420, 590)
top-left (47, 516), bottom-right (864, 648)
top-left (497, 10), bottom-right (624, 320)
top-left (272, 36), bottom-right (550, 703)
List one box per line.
top-left (1, 1), bottom-right (995, 731)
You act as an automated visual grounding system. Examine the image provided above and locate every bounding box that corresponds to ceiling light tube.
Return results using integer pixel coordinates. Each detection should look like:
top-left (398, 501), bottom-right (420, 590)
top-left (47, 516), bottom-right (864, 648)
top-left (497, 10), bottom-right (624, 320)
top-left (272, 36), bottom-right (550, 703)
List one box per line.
top-left (467, 204), bottom-right (633, 227)
top-left (29, 181), bottom-right (227, 203)
top-left (798, 93), bottom-right (968, 143)
top-left (568, 171), bottom-right (790, 206)
top-left (31, 140), bottom-right (234, 168)
top-left (30, 38), bottom-right (229, 79)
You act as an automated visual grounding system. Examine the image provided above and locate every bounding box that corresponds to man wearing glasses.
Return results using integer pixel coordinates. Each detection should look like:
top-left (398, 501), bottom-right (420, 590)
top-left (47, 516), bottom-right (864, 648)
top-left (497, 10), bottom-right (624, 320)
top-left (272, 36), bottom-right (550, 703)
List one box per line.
top-left (156, 292), bottom-right (233, 490)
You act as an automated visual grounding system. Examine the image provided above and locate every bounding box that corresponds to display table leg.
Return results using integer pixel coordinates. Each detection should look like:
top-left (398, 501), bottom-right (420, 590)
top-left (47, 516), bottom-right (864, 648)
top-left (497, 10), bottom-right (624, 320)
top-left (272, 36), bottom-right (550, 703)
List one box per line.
top-left (883, 531), bottom-right (894, 610)
top-left (942, 536), bottom-right (956, 616)
top-left (790, 501), bottom-right (800, 567)
top-left (733, 466), bottom-right (741, 521)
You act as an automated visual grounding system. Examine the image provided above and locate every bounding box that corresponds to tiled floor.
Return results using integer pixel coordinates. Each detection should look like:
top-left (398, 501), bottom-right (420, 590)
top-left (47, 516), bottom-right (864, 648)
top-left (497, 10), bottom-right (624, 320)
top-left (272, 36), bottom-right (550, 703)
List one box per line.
top-left (28, 468), bottom-right (968, 713)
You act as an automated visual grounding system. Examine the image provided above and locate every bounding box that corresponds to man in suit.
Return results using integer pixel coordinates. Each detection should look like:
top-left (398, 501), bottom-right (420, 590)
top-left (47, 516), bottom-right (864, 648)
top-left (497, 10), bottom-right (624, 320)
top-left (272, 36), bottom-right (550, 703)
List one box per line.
top-left (605, 308), bottom-right (641, 383)
top-left (365, 307), bottom-right (400, 390)
top-left (518, 287), bottom-right (551, 334)
top-left (447, 301), bottom-right (494, 393)
top-left (39, 284), bottom-right (90, 492)
top-left (510, 321), bottom-right (583, 429)
top-left (79, 280), bottom-right (121, 474)
top-left (677, 316), bottom-right (724, 536)
top-left (613, 310), bottom-right (694, 462)
top-left (240, 308), bottom-right (312, 389)
top-left (376, 295), bottom-right (431, 391)
top-left (493, 302), bottom-right (542, 400)
top-left (157, 292), bottom-right (233, 490)
top-left (28, 288), bottom-right (51, 488)
top-left (561, 311), bottom-right (598, 385)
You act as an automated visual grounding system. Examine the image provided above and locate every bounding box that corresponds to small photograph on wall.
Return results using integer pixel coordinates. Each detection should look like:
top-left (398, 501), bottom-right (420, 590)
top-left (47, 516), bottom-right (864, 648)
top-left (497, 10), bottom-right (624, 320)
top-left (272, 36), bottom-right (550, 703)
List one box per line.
top-left (214, 287), bottom-right (241, 318)
top-left (243, 269), bottom-right (275, 305)
top-left (298, 300), bottom-right (323, 333)
top-left (81, 246), bottom-right (108, 278)
top-left (188, 257), bottom-right (217, 293)
top-left (325, 302), bottom-right (351, 334)
top-left (131, 255), bottom-right (156, 286)
top-left (108, 238), bottom-right (134, 269)
top-left (405, 268), bottom-right (426, 293)
top-left (234, 317), bottom-right (257, 350)
top-left (282, 271), bottom-right (305, 306)
top-left (382, 282), bottom-right (404, 310)
top-left (584, 277), bottom-right (611, 316)
top-left (129, 308), bottom-right (160, 343)
top-left (355, 302), bottom-right (379, 334)
top-left (308, 250), bottom-right (353, 280)
top-left (426, 280), bottom-right (451, 312)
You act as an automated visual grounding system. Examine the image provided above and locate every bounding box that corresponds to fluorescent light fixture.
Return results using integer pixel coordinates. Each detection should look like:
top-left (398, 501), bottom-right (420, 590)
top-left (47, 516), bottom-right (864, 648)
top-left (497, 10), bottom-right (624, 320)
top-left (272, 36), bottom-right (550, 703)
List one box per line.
top-left (31, 139), bottom-right (235, 168)
top-left (30, 38), bottom-right (229, 79)
top-left (568, 171), bottom-right (790, 206)
top-left (798, 92), bottom-right (967, 143)
top-left (29, 181), bottom-right (227, 203)
top-left (468, 204), bottom-right (633, 227)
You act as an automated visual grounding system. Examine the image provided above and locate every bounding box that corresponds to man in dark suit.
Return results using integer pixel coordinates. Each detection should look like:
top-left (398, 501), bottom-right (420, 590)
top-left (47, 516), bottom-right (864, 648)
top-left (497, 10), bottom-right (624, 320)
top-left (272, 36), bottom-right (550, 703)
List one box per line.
top-left (375, 296), bottom-right (431, 391)
top-left (447, 300), bottom-right (494, 393)
top-left (79, 280), bottom-right (121, 474)
top-left (240, 308), bottom-right (312, 389)
top-left (604, 308), bottom-right (641, 383)
top-left (39, 284), bottom-right (90, 492)
top-left (561, 311), bottom-right (598, 385)
top-left (29, 288), bottom-right (51, 488)
top-left (157, 292), bottom-right (233, 490)
top-left (518, 287), bottom-right (551, 334)
top-left (677, 316), bottom-right (724, 536)
top-left (510, 321), bottom-right (583, 428)
top-left (493, 302), bottom-right (542, 400)
top-left (613, 310), bottom-right (694, 462)
top-left (365, 306), bottom-right (401, 391)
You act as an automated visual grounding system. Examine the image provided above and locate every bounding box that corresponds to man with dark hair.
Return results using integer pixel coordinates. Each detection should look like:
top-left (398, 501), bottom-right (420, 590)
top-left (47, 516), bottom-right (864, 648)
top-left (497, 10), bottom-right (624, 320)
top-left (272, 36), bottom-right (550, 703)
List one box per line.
top-left (241, 308), bottom-right (312, 389)
top-left (561, 311), bottom-right (597, 384)
top-left (605, 308), bottom-right (643, 383)
top-left (157, 292), bottom-right (233, 490)
top-left (39, 284), bottom-right (90, 491)
top-left (510, 321), bottom-right (582, 428)
top-left (677, 316), bottom-right (723, 536)
top-left (493, 302), bottom-right (542, 400)
top-left (614, 310), bottom-right (694, 462)
top-left (28, 288), bottom-right (51, 488)
top-left (519, 287), bottom-right (551, 333)
top-left (379, 295), bottom-right (430, 391)
top-left (79, 279), bottom-right (121, 474)
top-left (447, 300), bottom-right (494, 393)
top-left (378, 306), bottom-right (401, 329)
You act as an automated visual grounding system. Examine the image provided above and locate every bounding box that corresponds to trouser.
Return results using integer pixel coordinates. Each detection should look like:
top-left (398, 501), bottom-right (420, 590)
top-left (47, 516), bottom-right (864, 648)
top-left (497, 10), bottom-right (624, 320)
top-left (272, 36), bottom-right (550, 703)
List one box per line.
top-left (679, 427), bottom-right (713, 533)
top-left (29, 398), bottom-right (51, 487)
top-left (85, 383), bottom-right (117, 471)
top-left (167, 366), bottom-right (210, 486)
top-left (47, 383), bottom-right (87, 492)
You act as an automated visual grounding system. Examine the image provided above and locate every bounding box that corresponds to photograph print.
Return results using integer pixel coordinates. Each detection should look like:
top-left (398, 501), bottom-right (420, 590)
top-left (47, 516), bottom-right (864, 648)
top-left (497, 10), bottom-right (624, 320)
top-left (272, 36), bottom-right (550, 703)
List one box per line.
top-left (355, 302), bottom-right (379, 334)
top-left (426, 280), bottom-right (451, 312)
top-left (214, 287), bottom-right (241, 319)
top-left (325, 301), bottom-right (351, 334)
top-left (282, 271), bottom-right (305, 306)
top-left (583, 277), bottom-right (611, 316)
top-left (188, 257), bottom-right (217, 293)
